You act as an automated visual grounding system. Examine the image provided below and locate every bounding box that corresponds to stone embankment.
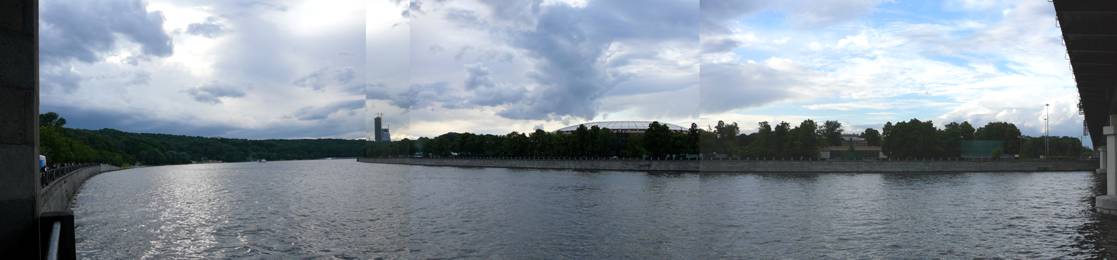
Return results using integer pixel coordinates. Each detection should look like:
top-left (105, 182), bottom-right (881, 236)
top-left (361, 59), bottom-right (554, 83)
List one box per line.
top-left (40, 164), bottom-right (120, 213)
top-left (358, 157), bottom-right (1096, 173)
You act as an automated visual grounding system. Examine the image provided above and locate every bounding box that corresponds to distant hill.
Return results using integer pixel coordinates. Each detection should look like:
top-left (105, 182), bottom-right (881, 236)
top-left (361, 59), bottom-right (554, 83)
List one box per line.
top-left (38, 113), bottom-right (365, 166)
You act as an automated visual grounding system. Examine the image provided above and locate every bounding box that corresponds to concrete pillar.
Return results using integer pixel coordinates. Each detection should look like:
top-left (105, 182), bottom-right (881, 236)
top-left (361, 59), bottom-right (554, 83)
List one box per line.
top-left (1098, 116), bottom-right (1117, 215)
top-left (1100, 146), bottom-right (1107, 174)
top-left (1108, 127), bottom-right (1117, 196)
top-left (0, 0), bottom-right (40, 257)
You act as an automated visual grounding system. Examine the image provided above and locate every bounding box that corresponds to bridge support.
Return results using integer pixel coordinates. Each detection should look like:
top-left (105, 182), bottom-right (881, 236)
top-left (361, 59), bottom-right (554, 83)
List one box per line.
top-left (1099, 146), bottom-right (1107, 174)
top-left (0, 0), bottom-right (41, 257)
top-left (1098, 116), bottom-right (1117, 215)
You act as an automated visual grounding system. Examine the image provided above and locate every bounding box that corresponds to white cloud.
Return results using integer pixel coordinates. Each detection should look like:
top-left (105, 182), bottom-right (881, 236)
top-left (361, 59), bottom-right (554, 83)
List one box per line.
top-left (699, 0), bottom-right (1079, 139)
top-left (41, 0), bottom-right (369, 139)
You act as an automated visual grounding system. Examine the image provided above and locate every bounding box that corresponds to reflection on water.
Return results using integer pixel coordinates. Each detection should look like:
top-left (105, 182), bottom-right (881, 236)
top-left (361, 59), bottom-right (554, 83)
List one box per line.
top-left (73, 159), bottom-right (1116, 258)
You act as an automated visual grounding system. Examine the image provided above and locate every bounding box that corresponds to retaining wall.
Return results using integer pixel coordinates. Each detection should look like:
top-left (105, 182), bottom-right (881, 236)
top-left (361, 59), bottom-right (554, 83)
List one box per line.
top-left (39, 164), bottom-right (120, 213)
top-left (358, 157), bottom-right (1097, 173)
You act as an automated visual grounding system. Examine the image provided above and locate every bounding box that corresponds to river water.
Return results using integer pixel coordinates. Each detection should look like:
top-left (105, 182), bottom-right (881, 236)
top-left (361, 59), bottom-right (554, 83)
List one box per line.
top-left (73, 159), bottom-right (1117, 258)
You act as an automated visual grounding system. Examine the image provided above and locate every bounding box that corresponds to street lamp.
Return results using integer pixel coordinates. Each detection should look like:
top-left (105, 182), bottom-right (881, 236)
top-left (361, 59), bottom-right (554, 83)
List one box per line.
top-left (1045, 104), bottom-right (1050, 159)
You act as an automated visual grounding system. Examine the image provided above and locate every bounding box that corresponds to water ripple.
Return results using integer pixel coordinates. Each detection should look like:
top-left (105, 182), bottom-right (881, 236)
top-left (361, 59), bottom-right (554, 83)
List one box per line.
top-left (73, 160), bottom-right (1116, 258)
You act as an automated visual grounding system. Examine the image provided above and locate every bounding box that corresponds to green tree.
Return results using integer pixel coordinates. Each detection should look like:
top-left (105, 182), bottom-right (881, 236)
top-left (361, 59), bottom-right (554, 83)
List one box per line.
top-left (975, 122), bottom-right (1022, 155)
top-left (39, 112), bottom-right (67, 127)
top-left (773, 122), bottom-right (791, 157)
top-left (790, 119), bottom-right (821, 158)
top-left (745, 122), bottom-right (773, 157)
top-left (644, 121), bottom-right (673, 158)
top-left (714, 120), bottom-right (740, 155)
top-left (819, 120), bottom-right (844, 146)
top-left (861, 128), bottom-right (881, 146)
top-left (686, 123), bottom-right (700, 154)
top-left (881, 119), bottom-right (941, 159)
top-left (939, 121), bottom-right (975, 157)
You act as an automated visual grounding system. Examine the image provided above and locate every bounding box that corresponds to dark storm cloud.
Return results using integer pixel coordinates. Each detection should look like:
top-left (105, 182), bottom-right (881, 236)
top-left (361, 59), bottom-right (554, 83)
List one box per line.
top-left (40, 0), bottom-right (173, 65)
top-left (185, 82), bottom-right (247, 104)
top-left (699, 62), bottom-right (794, 113)
top-left (42, 103), bottom-right (364, 139)
top-left (186, 17), bottom-right (226, 38)
top-left (292, 99), bottom-right (364, 121)
top-left (41, 103), bottom-right (239, 137)
top-left (493, 0), bottom-right (698, 120)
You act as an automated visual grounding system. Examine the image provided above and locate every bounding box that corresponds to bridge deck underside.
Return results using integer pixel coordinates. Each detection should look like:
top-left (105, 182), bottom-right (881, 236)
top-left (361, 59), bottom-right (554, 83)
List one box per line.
top-left (1055, 0), bottom-right (1117, 147)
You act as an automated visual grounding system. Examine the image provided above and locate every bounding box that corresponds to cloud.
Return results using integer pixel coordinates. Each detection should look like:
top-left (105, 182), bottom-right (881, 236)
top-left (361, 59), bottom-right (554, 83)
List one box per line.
top-left (701, 37), bottom-right (743, 53)
top-left (693, 0), bottom-right (1081, 142)
top-left (699, 0), bottom-right (768, 33)
top-left (39, 0), bottom-right (173, 65)
top-left (494, 0), bottom-right (698, 120)
top-left (41, 66), bottom-right (83, 93)
top-left (292, 99), bottom-right (364, 121)
top-left (41, 103), bottom-right (240, 137)
top-left (42, 101), bottom-right (367, 139)
top-left (390, 82), bottom-right (458, 109)
top-left (463, 63), bottom-right (495, 90)
top-left (185, 82), bottom-right (246, 104)
top-left (462, 63), bottom-right (526, 106)
top-left (781, 0), bottom-right (886, 28)
top-left (700, 0), bottom-right (886, 33)
top-left (698, 61), bottom-right (796, 113)
top-left (35, 0), bottom-right (370, 140)
top-left (124, 71), bottom-right (151, 86)
top-left (293, 67), bottom-right (357, 91)
top-left (186, 17), bottom-right (226, 38)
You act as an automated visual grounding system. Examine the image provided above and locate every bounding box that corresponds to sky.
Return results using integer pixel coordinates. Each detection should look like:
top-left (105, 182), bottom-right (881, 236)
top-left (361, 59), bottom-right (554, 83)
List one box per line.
top-left (43, 0), bottom-right (1086, 145)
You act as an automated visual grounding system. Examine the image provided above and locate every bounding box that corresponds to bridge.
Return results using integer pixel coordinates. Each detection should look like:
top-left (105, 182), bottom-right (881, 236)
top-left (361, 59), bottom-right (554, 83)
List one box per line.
top-left (1054, 0), bottom-right (1117, 215)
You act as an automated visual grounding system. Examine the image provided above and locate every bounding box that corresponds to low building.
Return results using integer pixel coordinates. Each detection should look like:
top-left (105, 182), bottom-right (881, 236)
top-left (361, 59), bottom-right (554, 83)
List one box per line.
top-left (821, 135), bottom-right (884, 160)
top-left (556, 121), bottom-right (688, 134)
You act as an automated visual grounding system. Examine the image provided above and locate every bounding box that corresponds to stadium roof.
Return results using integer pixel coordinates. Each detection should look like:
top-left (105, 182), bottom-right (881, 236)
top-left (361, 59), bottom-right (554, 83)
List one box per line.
top-left (556, 121), bottom-right (688, 132)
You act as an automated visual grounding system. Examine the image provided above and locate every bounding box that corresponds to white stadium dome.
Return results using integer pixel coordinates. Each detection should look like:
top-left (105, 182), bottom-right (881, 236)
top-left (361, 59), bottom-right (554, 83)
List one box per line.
top-left (556, 121), bottom-right (689, 134)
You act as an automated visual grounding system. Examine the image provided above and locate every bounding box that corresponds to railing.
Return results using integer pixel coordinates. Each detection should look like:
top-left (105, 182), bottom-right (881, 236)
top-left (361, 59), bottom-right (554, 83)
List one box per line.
top-left (40, 163), bottom-right (99, 188)
top-left (38, 212), bottom-right (75, 260)
top-left (47, 220), bottom-right (60, 260)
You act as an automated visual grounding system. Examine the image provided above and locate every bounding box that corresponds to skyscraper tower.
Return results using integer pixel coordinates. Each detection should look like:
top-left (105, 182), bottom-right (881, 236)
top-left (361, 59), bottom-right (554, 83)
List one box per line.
top-left (374, 113), bottom-right (384, 142)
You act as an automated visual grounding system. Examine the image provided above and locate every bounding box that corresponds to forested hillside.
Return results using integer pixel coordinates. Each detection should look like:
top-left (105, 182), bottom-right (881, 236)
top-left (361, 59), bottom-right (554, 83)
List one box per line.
top-left (39, 112), bottom-right (366, 166)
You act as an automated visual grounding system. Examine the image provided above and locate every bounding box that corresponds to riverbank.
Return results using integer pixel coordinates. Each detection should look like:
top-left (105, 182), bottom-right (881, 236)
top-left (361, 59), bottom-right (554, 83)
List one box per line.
top-left (357, 157), bottom-right (1096, 173)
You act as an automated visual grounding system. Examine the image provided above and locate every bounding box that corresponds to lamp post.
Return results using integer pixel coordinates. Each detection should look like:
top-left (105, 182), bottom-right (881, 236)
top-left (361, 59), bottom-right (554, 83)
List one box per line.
top-left (1045, 104), bottom-right (1050, 159)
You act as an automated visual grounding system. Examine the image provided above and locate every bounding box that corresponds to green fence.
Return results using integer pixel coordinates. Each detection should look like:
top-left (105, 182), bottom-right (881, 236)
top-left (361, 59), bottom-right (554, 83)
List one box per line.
top-left (961, 140), bottom-right (1004, 159)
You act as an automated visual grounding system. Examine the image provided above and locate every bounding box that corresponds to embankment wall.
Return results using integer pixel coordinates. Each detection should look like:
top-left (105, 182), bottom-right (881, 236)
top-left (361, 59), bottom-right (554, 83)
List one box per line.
top-left (39, 164), bottom-right (120, 213)
top-left (358, 157), bottom-right (1096, 173)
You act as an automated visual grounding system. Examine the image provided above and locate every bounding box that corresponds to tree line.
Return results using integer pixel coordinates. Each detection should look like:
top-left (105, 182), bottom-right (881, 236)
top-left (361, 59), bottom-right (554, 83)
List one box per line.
top-left (365, 119), bottom-right (1090, 160)
top-left (39, 112), bottom-right (366, 166)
